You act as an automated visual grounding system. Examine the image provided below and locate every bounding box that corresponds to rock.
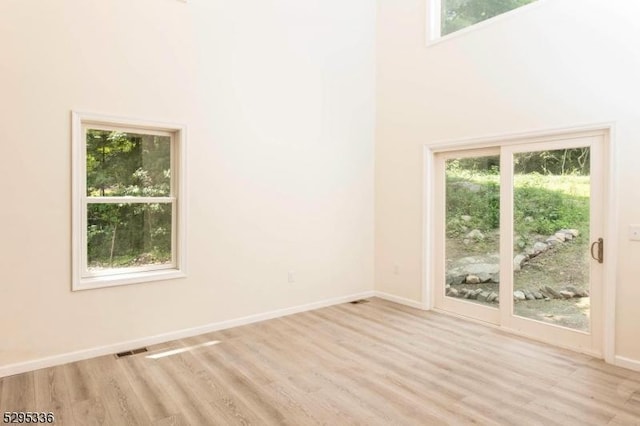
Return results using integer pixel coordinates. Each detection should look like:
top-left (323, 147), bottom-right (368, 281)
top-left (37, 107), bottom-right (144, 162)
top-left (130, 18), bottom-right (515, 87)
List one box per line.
top-left (448, 256), bottom-right (500, 284)
top-left (513, 254), bottom-right (527, 271)
top-left (543, 286), bottom-right (562, 299)
top-left (446, 288), bottom-right (459, 297)
top-left (554, 232), bottom-right (567, 242)
top-left (466, 229), bottom-right (485, 241)
top-left (546, 236), bottom-right (561, 245)
top-left (534, 292), bottom-right (544, 300)
top-left (466, 275), bottom-right (481, 284)
top-left (513, 291), bottom-right (526, 301)
top-left (563, 229), bottom-right (580, 237)
top-left (446, 273), bottom-right (467, 285)
top-left (468, 291), bottom-right (478, 300)
top-left (478, 291), bottom-right (490, 302)
top-left (486, 292), bottom-right (498, 303)
top-left (459, 288), bottom-right (469, 296)
top-left (462, 264), bottom-right (499, 283)
top-left (524, 290), bottom-right (536, 300)
top-left (533, 242), bottom-right (549, 254)
top-left (561, 232), bottom-right (574, 241)
top-left (463, 239), bottom-right (471, 245)
top-left (461, 215), bottom-right (472, 222)
top-left (565, 285), bottom-right (589, 297)
top-left (560, 291), bottom-right (575, 299)
top-left (452, 255), bottom-right (500, 266)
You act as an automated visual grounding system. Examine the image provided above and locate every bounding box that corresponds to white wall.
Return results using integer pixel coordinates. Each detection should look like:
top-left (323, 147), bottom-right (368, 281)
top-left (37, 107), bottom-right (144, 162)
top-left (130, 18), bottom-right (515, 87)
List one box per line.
top-left (376, 0), bottom-right (640, 362)
top-left (0, 0), bottom-right (375, 368)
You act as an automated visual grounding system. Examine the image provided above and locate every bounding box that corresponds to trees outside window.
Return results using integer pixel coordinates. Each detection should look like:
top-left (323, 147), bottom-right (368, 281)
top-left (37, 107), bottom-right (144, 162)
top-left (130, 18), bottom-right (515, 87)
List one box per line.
top-left (72, 113), bottom-right (186, 290)
top-left (431, 0), bottom-right (539, 39)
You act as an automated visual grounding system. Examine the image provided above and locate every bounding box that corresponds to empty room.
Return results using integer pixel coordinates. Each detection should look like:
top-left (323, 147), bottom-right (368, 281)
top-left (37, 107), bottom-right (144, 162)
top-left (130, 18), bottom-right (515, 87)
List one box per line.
top-left (2, 0), bottom-right (640, 424)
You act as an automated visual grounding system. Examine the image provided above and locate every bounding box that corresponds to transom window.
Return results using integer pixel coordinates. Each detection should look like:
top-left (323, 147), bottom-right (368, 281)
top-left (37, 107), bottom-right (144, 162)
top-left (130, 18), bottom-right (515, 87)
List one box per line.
top-left (430, 0), bottom-right (539, 40)
top-left (72, 113), bottom-right (186, 290)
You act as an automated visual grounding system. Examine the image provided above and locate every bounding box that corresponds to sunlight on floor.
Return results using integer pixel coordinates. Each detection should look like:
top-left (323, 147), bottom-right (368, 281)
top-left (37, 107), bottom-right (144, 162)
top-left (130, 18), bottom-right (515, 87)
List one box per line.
top-left (146, 340), bottom-right (221, 359)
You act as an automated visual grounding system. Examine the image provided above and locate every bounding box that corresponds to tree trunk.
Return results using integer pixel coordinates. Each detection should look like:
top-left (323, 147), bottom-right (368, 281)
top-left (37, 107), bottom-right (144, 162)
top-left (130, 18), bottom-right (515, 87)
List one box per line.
top-left (109, 223), bottom-right (118, 266)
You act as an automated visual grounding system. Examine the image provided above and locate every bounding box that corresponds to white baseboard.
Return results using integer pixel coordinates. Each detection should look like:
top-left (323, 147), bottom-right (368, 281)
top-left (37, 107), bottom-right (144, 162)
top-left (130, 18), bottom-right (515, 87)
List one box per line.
top-left (374, 291), bottom-right (428, 310)
top-left (614, 355), bottom-right (640, 373)
top-left (5, 291), bottom-right (638, 377)
top-left (0, 291), bottom-right (375, 378)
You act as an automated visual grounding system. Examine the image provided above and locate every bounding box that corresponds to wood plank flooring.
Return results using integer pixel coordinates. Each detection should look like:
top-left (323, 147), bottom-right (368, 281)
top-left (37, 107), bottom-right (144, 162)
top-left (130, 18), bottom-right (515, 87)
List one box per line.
top-left (2, 298), bottom-right (640, 425)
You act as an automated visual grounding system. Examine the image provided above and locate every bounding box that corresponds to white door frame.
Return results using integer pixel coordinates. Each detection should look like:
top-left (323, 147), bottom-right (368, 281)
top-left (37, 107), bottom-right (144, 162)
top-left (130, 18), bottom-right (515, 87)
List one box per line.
top-left (422, 123), bottom-right (618, 363)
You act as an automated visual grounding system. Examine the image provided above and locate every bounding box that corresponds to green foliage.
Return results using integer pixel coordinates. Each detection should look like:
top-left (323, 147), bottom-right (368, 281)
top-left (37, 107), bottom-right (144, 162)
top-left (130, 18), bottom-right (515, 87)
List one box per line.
top-left (86, 129), bottom-right (172, 269)
top-left (86, 130), bottom-right (170, 197)
top-left (515, 148), bottom-right (590, 176)
top-left (442, 0), bottom-right (538, 36)
top-left (512, 174), bottom-right (589, 238)
top-left (445, 156), bottom-right (500, 236)
top-left (446, 169), bottom-right (590, 247)
top-left (448, 148), bottom-right (590, 177)
top-left (446, 179), bottom-right (500, 236)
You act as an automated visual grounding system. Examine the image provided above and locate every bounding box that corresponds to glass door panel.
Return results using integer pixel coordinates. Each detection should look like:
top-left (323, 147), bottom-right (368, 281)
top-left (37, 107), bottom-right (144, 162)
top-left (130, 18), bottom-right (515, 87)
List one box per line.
top-left (511, 148), bottom-right (592, 332)
top-left (444, 154), bottom-right (500, 309)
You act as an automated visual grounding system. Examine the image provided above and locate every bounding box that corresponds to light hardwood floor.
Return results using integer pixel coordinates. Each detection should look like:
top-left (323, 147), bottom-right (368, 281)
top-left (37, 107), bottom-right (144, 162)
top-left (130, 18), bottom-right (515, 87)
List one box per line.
top-left (2, 298), bottom-right (640, 425)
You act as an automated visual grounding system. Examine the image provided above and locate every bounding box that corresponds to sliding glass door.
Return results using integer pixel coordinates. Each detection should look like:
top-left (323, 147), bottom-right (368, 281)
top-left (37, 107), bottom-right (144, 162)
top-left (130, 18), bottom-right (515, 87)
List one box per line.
top-left (433, 135), bottom-right (604, 355)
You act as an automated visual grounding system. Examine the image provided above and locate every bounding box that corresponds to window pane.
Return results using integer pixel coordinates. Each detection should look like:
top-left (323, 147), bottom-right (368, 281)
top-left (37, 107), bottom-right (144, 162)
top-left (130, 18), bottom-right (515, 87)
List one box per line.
top-left (86, 129), bottom-right (171, 197)
top-left (87, 203), bottom-right (172, 271)
top-left (513, 148), bottom-right (591, 332)
top-left (445, 155), bottom-right (500, 308)
top-left (441, 0), bottom-right (537, 36)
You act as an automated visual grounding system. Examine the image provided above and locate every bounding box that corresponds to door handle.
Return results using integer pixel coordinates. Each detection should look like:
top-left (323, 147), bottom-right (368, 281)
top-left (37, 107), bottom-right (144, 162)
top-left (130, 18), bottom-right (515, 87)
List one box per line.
top-left (590, 238), bottom-right (604, 264)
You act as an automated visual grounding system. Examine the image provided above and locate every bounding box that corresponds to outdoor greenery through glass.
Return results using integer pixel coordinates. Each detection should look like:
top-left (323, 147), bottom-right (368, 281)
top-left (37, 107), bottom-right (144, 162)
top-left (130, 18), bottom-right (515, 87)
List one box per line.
top-left (445, 155), bottom-right (500, 306)
top-left (86, 130), bottom-right (170, 197)
top-left (86, 129), bottom-right (173, 271)
top-left (444, 148), bottom-right (591, 331)
top-left (441, 0), bottom-right (538, 36)
top-left (87, 203), bottom-right (172, 270)
top-left (512, 148), bottom-right (590, 331)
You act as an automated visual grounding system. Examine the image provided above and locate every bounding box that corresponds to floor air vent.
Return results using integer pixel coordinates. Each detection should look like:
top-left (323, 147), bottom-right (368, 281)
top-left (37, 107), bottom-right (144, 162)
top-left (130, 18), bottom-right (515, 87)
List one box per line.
top-left (349, 299), bottom-right (370, 304)
top-left (115, 347), bottom-right (148, 358)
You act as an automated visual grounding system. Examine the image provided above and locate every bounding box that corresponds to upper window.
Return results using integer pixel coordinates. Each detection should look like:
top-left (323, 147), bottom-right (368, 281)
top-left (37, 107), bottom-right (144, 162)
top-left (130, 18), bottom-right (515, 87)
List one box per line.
top-left (430, 0), bottom-right (539, 40)
top-left (72, 112), bottom-right (186, 290)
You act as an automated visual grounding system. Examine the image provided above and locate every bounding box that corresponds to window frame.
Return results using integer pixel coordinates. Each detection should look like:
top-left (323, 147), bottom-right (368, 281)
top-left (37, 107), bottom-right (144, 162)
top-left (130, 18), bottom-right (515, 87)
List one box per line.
top-left (72, 112), bottom-right (187, 291)
top-left (426, 0), bottom-right (546, 46)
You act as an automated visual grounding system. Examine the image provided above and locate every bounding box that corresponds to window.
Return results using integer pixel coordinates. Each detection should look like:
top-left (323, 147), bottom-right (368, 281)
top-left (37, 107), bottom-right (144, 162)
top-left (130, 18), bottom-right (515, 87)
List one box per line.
top-left (430, 0), bottom-right (539, 40)
top-left (72, 112), bottom-right (186, 290)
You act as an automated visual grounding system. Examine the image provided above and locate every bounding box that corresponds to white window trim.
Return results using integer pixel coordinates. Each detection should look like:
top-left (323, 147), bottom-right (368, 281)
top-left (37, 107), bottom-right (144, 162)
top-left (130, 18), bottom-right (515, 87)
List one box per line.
top-left (71, 111), bottom-right (187, 291)
top-left (426, 0), bottom-right (550, 47)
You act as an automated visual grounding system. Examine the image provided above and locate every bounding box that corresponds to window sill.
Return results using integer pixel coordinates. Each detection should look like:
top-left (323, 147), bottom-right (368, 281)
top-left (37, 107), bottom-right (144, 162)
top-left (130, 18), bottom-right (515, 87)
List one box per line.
top-left (73, 269), bottom-right (186, 291)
